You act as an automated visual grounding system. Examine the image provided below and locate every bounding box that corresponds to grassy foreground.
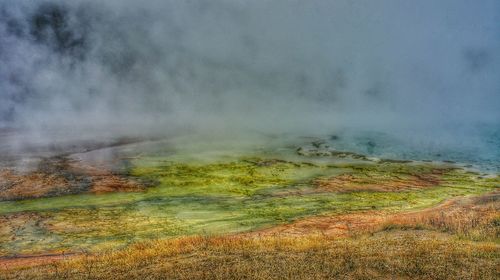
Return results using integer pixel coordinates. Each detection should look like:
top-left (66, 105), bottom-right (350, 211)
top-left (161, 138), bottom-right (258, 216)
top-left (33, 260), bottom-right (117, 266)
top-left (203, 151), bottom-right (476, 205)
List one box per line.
top-left (2, 231), bottom-right (498, 280)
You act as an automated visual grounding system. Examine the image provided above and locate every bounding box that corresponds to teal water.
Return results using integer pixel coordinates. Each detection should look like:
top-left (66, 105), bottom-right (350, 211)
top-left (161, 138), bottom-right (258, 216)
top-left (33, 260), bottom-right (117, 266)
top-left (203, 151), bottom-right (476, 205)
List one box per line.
top-left (327, 123), bottom-right (500, 172)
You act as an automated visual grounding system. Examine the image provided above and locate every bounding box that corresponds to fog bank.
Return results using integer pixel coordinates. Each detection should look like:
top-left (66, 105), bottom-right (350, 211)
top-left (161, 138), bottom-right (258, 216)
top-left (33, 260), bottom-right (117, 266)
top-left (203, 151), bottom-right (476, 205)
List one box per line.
top-left (1, 0), bottom-right (499, 146)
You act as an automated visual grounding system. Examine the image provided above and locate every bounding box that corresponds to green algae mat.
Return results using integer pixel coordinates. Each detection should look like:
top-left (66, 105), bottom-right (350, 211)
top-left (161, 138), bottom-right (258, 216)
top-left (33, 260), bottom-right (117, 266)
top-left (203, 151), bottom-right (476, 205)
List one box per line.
top-left (0, 138), bottom-right (498, 256)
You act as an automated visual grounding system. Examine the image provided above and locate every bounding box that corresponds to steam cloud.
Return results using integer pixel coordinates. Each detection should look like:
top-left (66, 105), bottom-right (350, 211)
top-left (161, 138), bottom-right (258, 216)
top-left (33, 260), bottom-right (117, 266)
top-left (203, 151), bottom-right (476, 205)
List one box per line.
top-left (0, 0), bottom-right (499, 142)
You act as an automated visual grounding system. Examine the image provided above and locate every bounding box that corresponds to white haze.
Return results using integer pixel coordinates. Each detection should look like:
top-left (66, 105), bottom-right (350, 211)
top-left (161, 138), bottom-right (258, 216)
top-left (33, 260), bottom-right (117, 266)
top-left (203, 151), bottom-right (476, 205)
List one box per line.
top-left (0, 0), bottom-right (499, 158)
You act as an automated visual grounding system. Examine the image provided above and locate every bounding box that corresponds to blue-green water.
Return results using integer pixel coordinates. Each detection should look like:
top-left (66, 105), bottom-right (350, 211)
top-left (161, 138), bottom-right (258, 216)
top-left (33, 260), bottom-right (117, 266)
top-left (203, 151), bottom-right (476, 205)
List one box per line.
top-left (327, 124), bottom-right (500, 172)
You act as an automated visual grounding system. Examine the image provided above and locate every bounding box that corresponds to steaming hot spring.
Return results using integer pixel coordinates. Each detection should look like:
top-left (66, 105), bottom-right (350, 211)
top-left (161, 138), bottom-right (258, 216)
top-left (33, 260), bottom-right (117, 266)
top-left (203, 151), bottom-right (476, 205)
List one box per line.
top-left (0, 1), bottom-right (498, 279)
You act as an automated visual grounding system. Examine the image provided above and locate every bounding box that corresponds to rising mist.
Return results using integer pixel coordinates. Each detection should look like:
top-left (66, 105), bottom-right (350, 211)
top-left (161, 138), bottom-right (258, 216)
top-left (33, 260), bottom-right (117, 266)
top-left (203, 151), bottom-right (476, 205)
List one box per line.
top-left (0, 0), bottom-right (499, 163)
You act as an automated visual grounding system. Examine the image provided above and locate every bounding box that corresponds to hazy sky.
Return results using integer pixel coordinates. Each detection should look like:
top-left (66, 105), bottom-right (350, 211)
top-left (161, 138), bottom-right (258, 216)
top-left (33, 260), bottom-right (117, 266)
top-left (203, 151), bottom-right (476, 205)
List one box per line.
top-left (0, 0), bottom-right (499, 137)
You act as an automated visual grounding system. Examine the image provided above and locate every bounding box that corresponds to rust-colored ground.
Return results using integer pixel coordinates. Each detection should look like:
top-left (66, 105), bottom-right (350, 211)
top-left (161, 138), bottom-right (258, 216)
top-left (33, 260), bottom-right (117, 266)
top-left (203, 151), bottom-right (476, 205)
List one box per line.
top-left (0, 158), bottom-right (144, 201)
top-left (314, 168), bottom-right (445, 193)
top-left (0, 171), bottom-right (69, 201)
top-left (250, 211), bottom-right (389, 237)
top-left (0, 254), bottom-right (76, 271)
